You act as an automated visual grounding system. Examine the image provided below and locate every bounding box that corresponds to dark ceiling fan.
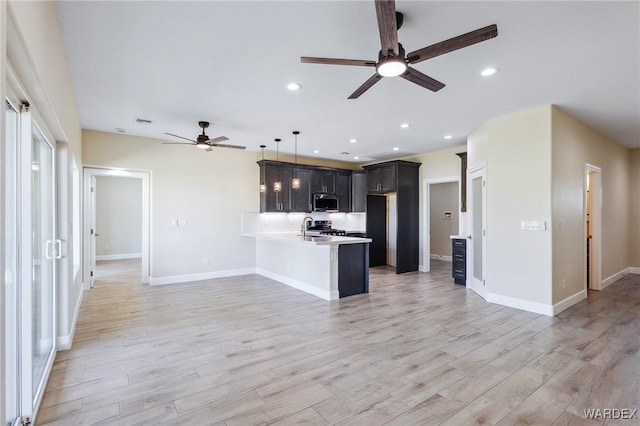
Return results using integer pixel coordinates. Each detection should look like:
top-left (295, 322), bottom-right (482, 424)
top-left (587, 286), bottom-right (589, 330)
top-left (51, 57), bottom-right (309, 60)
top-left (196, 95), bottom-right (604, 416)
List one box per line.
top-left (163, 121), bottom-right (246, 151)
top-left (301, 0), bottom-right (498, 99)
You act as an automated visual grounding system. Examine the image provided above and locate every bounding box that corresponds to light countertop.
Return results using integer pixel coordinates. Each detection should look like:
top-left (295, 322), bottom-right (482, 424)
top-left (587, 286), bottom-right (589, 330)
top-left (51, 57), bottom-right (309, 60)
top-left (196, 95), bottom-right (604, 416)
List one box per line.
top-left (243, 232), bottom-right (372, 246)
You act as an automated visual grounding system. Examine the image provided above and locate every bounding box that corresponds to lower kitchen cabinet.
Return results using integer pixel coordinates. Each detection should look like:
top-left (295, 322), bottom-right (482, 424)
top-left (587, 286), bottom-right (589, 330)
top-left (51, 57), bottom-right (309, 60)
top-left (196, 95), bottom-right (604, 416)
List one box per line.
top-left (452, 238), bottom-right (466, 285)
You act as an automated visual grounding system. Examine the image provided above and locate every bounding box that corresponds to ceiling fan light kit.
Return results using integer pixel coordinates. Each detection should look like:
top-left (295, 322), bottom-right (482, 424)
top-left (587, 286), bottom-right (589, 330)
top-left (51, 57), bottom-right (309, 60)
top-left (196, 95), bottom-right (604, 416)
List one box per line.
top-left (301, 0), bottom-right (498, 98)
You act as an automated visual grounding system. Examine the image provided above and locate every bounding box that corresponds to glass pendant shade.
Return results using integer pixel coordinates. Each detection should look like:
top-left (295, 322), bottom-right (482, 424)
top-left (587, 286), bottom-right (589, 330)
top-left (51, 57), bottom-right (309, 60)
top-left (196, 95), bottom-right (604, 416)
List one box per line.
top-left (259, 183), bottom-right (266, 193)
top-left (274, 181), bottom-right (282, 192)
top-left (292, 178), bottom-right (300, 189)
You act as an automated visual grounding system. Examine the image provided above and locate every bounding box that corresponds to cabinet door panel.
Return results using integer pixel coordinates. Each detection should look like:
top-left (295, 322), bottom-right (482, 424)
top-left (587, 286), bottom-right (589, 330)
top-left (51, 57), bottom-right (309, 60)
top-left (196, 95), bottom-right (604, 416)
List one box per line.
top-left (336, 172), bottom-right (351, 212)
top-left (366, 168), bottom-right (380, 192)
top-left (351, 172), bottom-right (367, 212)
top-left (291, 168), bottom-right (312, 212)
top-left (379, 165), bottom-right (396, 192)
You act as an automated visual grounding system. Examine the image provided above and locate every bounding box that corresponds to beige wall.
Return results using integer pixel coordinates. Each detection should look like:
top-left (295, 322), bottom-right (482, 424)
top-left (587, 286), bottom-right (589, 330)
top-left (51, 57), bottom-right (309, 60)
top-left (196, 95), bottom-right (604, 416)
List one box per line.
top-left (8, 0), bottom-right (82, 155)
top-left (486, 106), bottom-right (553, 305)
top-left (7, 1), bottom-right (83, 346)
top-left (95, 176), bottom-right (143, 257)
top-left (429, 182), bottom-right (459, 257)
top-left (631, 149), bottom-right (640, 267)
top-left (403, 146), bottom-right (466, 269)
top-left (551, 106), bottom-right (630, 302)
top-left (84, 130), bottom-right (261, 278)
top-left (0, 0), bottom-right (6, 421)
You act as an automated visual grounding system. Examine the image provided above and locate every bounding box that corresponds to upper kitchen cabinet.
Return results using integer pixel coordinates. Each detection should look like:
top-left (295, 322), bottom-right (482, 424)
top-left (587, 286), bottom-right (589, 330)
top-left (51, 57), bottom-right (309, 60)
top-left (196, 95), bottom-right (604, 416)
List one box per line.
top-left (351, 171), bottom-right (367, 212)
top-left (312, 169), bottom-right (336, 194)
top-left (261, 161), bottom-right (292, 212)
top-left (335, 171), bottom-right (352, 212)
top-left (291, 167), bottom-right (313, 212)
top-left (365, 163), bottom-right (396, 193)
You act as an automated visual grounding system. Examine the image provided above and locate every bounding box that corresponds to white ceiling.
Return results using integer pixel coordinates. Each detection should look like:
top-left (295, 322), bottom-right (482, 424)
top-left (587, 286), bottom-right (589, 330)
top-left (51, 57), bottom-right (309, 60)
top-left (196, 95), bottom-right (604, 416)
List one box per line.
top-left (55, 1), bottom-right (639, 162)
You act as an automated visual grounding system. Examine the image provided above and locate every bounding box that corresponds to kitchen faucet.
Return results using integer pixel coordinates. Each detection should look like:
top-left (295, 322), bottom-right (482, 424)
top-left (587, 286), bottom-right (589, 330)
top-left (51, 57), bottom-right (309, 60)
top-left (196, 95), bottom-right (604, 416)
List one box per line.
top-left (301, 216), bottom-right (314, 236)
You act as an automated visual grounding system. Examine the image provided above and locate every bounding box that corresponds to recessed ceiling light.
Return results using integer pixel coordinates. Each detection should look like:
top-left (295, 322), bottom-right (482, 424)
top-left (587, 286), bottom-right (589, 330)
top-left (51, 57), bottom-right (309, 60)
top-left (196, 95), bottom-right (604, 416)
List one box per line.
top-left (354, 156), bottom-right (360, 160)
top-left (444, 135), bottom-right (452, 140)
top-left (393, 147), bottom-right (400, 151)
top-left (400, 123), bottom-right (410, 129)
top-left (313, 150), bottom-right (320, 154)
top-left (287, 82), bottom-right (302, 91)
top-left (349, 138), bottom-right (358, 143)
top-left (480, 67), bottom-right (498, 77)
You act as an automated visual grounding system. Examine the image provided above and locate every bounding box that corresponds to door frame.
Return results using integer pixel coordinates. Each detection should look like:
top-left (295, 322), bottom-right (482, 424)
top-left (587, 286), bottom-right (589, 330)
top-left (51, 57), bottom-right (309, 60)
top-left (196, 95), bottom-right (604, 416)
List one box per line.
top-left (422, 176), bottom-right (460, 273)
top-left (585, 164), bottom-right (602, 290)
top-left (467, 166), bottom-right (486, 298)
top-left (83, 167), bottom-right (151, 288)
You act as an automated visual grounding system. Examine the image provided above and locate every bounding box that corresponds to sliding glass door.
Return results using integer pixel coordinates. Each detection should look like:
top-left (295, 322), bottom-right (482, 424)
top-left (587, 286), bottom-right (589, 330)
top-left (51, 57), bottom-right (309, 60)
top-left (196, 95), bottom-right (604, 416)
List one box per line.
top-left (30, 124), bottom-right (57, 403)
top-left (4, 100), bottom-right (20, 426)
top-left (4, 99), bottom-right (57, 425)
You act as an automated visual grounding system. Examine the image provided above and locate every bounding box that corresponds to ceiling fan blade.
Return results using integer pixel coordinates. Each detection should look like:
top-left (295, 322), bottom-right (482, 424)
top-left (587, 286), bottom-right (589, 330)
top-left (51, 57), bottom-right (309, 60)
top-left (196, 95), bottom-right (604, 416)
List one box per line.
top-left (375, 0), bottom-right (399, 56)
top-left (208, 136), bottom-right (230, 144)
top-left (407, 24), bottom-right (498, 64)
top-left (162, 142), bottom-right (195, 145)
top-left (301, 57), bottom-right (376, 67)
top-left (210, 143), bottom-right (246, 150)
top-left (165, 132), bottom-right (196, 143)
top-left (400, 67), bottom-right (446, 92)
top-left (348, 74), bottom-right (384, 99)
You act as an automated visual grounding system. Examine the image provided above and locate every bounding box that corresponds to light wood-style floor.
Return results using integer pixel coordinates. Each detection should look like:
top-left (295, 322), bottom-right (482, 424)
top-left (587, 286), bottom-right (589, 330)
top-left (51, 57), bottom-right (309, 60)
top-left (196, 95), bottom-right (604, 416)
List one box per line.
top-left (38, 259), bottom-right (640, 425)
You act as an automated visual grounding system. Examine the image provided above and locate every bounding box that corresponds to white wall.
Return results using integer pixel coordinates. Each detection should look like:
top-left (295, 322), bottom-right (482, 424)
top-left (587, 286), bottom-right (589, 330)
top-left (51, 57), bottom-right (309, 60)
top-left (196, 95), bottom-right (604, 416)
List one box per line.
top-left (402, 146), bottom-right (466, 270)
top-left (631, 149), bottom-right (640, 268)
top-left (95, 176), bottom-right (142, 258)
top-left (83, 130), bottom-right (259, 281)
top-left (0, 0), bottom-right (7, 422)
top-left (6, 0), bottom-right (83, 350)
top-left (429, 182), bottom-right (459, 258)
top-left (551, 106), bottom-right (630, 301)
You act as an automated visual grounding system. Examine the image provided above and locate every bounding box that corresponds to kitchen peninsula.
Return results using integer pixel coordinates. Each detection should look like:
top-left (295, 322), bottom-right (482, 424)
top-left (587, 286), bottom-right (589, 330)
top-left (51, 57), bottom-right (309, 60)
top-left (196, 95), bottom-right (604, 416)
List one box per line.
top-left (244, 232), bottom-right (371, 300)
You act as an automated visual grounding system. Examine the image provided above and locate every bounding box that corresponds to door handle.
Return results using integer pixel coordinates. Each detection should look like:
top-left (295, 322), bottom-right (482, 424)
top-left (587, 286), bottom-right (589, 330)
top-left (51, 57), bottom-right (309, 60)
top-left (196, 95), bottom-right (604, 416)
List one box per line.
top-left (55, 239), bottom-right (62, 260)
top-left (45, 240), bottom-right (53, 259)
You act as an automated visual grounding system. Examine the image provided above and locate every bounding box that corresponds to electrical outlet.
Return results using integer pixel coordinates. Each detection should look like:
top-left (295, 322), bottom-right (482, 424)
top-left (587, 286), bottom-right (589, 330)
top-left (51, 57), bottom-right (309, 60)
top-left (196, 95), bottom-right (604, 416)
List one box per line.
top-left (562, 278), bottom-right (566, 289)
top-left (203, 258), bottom-right (209, 266)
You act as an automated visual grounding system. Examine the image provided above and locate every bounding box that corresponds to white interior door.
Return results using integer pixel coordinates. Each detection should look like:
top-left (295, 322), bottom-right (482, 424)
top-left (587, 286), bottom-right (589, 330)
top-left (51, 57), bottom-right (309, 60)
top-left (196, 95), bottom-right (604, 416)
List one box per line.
top-left (468, 168), bottom-right (486, 297)
top-left (90, 175), bottom-right (97, 288)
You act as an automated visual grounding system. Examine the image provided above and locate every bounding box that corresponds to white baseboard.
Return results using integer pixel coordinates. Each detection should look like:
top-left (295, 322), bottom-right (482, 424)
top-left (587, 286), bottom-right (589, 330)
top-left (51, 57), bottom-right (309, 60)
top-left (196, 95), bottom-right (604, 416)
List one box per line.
top-left (486, 292), bottom-right (554, 316)
top-left (96, 253), bottom-right (142, 261)
top-left (256, 268), bottom-right (338, 301)
top-left (553, 289), bottom-right (587, 315)
top-left (419, 265), bottom-right (427, 272)
top-left (149, 268), bottom-right (256, 286)
top-left (627, 267), bottom-right (640, 275)
top-left (430, 254), bottom-right (452, 262)
top-left (601, 267), bottom-right (629, 290)
top-left (57, 288), bottom-right (83, 350)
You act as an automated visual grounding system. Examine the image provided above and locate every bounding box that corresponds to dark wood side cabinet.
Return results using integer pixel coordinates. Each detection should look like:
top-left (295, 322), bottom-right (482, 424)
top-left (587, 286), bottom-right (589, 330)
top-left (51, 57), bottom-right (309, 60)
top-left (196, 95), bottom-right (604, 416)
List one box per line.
top-left (452, 238), bottom-right (466, 285)
top-left (456, 152), bottom-right (467, 212)
top-left (363, 160), bottom-right (421, 274)
top-left (338, 243), bottom-right (369, 297)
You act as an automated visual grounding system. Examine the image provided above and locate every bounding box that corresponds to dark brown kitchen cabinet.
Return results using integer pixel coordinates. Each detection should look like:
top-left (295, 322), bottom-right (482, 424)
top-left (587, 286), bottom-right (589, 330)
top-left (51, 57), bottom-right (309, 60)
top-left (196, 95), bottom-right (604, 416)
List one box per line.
top-left (363, 160), bottom-right (421, 274)
top-left (262, 163), bottom-right (292, 212)
top-left (366, 164), bottom-right (396, 193)
top-left (336, 172), bottom-right (352, 212)
top-left (291, 168), bottom-right (313, 212)
top-left (312, 169), bottom-right (336, 194)
top-left (351, 171), bottom-right (367, 212)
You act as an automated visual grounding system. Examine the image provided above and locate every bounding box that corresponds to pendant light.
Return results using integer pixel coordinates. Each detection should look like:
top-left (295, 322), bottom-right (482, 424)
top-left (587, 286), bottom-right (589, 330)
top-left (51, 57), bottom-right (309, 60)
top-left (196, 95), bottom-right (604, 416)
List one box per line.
top-left (291, 130), bottom-right (301, 189)
top-left (273, 138), bottom-right (282, 192)
top-left (259, 144), bottom-right (267, 193)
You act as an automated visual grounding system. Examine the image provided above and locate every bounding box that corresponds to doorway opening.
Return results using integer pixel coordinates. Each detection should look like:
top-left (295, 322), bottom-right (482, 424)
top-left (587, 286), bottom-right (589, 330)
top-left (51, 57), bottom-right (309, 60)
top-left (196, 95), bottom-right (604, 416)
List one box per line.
top-left (585, 164), bottom-right (602, 290)
top-left (423, 176), bottom-right (460, 273)
top-left (83, 168), bottom-right (150, 289)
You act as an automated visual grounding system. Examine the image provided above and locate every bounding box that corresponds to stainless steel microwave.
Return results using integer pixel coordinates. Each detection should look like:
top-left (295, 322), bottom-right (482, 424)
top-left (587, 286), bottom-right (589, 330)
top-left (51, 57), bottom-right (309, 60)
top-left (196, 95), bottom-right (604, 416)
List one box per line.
top-left (313, 193), bottom-right (338, 212)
